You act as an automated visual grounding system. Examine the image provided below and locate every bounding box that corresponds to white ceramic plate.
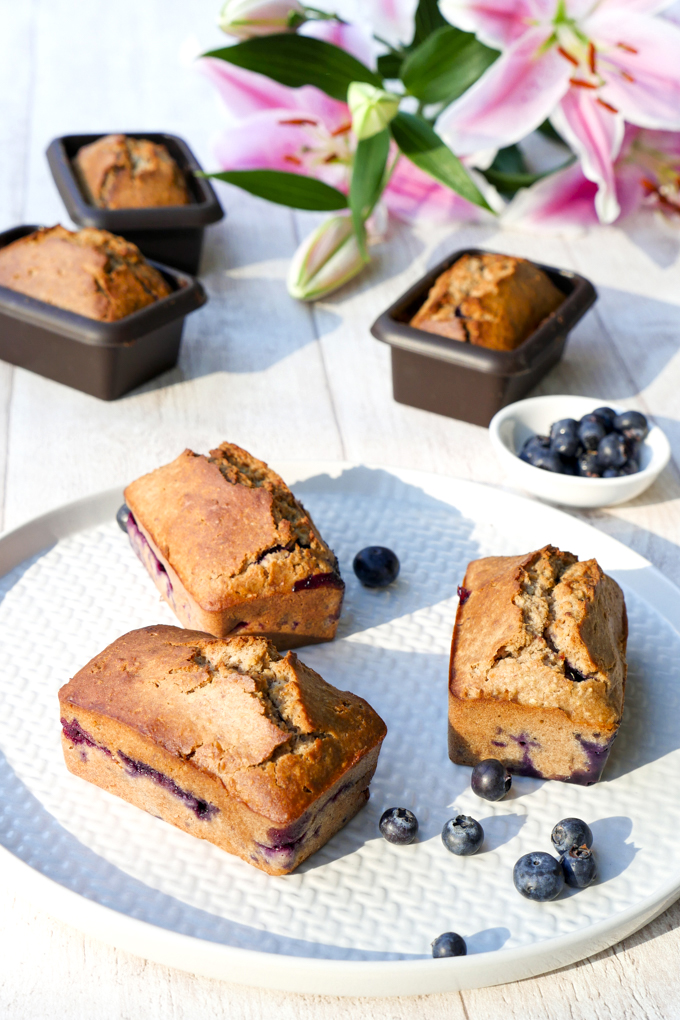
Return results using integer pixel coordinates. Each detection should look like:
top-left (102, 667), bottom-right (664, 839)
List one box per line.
top-left (1, 463), bottom-right (680, 998)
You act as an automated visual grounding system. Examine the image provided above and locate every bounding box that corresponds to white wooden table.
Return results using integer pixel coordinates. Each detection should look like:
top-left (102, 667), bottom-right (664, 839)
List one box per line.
top-left (2, 1), bottom-right (680, 1016)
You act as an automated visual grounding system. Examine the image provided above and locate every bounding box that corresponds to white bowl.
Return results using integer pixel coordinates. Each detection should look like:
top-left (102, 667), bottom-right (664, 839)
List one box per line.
top-left (489, 394), bottom-right (671, 508)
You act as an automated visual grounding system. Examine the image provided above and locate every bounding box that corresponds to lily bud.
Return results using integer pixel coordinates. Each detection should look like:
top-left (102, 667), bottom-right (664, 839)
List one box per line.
top-left (287, 215), bottom-right (366, 301)
top-left (347, 82), bottom-right (400, 141)
top-left (218, 0), bottom-right (304, 39)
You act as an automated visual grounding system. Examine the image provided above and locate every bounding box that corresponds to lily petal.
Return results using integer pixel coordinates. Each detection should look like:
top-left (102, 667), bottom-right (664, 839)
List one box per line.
top-left (588, 13), bottom-right (680, 129)
top-left (361, 0), bottom-right (417, 47)
top-left (213, 108), bottom-right (350, 189)
top-left (589, 0), bottom-right (675, 14)
top-left (551, 90), bottom-right (625, 223)
top-left (299, 20), bottom-right (377, 69)
top-left (437, 0), bottom-right (550, 49)
top-left (503, 161), bottom-right (601, 230)
top-left (383, 154), bottom-right (492, 222)
top-left (436, 26), bottom-right (570, 156)
top-left (200, 57), bottom-right (350, 131)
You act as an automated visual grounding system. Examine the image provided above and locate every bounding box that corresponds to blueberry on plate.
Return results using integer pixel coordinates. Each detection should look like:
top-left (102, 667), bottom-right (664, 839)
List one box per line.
top-left (597, 432), bottom-right (627, 470)
top-left (513, 852), bottom-right (565, 901)
top-left (549, 418), bottom-right (580, 458)
top-left (431, 932), bottom-right (467, 958)
top-left (442, 815), bottom-right (484, 856)
top-left (578, 414), bottom-right (607, 451)
top-left (471, 759), bottom-right (512, 802)
top-left (577, 450), bottom-right (601, 478)
top-left (551, 817), bottom-right (593, 854)
top-left (592, 406), bottom-right (618, 429)
top-left (353, 546), bottom-right (400, 588)
top-left (116, 503), bottom-right (130, 533)
top-left (561, 845), bottom-right (597, 888)
top-left (379, 807), bottom-right (418, 845)
top-left (613, 409), bottom-right (649, 442)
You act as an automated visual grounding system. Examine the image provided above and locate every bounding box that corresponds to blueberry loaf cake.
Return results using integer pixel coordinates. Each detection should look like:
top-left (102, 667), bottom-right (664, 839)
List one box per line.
top-left (0, 225), bottom-right (171, 321)
top-left (410, 253), bottom-right (564, 351)
top-left (449, 546), bottom-right (627, 784)
top-left (59, 626), bottom-right (386, 875)
top-left (124, 443), bottom-right (344, 648)
top-left (74, 134), bottom-right (190, 209)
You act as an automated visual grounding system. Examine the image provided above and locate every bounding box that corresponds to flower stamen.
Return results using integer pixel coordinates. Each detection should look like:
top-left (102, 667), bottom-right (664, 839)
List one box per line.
top-left (570, 78), bottom-right (597, 88)
top-left (616, 42), bottom-right (638, 53)
top-left (588, 42), bottom-right (596, 74)
top-left (596, 98), bottom-right (618, 113)
top-left (620, 70), bottom-right (635, 83)
top-left (557, 45), bottom-right (579, 65)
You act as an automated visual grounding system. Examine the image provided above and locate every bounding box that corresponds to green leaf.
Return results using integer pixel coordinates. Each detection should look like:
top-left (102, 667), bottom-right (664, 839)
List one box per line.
top-left (401, 26), bottom-right (498, 105)
top-left (349, 129), bottom-right (390, 258)
top-left (377, 51), bottom-right (404, 79)
top-left (204, 36), bottom-right (382, 102)
top-left (389, 112), bottom-right (492, 210)
top-left (481, 157), bottom-right (576, 196)
top-left (489, 144), bottom-right (528, 177)
top-left (411, 0), bottom-right (448, 47)
top-left (200, 169), bottom-right (348, 211)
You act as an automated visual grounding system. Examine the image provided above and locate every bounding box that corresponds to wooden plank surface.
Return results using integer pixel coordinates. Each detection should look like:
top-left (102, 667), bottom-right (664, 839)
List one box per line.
top-left (1, 0), bottom-right (680, 1016)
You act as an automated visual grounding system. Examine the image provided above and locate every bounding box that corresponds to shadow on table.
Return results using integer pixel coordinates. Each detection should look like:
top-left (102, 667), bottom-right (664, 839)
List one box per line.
top-left (533, 285), bottom-right (680, 400)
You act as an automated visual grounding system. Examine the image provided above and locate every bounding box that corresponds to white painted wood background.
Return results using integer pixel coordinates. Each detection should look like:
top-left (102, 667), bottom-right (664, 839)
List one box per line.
top-left (1, 0), bottom-right (680, 1016)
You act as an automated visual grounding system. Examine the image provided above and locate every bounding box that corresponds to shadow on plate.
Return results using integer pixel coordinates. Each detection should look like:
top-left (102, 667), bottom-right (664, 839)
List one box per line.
top-left (0, 749), bottom-right (423, 961)
top-left (293, 465), bottom-right (480, 638)
top-left (590, 815), bottom-right (639, 883)
top-left (478, 813), bottom-right (528, 852)
top-left (466, 926), bottom-right (511, 954)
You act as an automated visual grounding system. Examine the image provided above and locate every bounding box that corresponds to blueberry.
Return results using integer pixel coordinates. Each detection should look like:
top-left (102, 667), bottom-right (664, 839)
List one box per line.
top-left (471, 759), bottom-right (511, 802)
top-left (550, 419), bottom-right (580, 458)
top-left (551, 817), bottom-right (593, 854)
top-left (578, 414), bottom-right (607, 451)
top-left (602, 467), bottom-right (624, 478)
top-left (620, 457), bottom-right (640, 475)
top-left (354, 547), bottom-right (400, 588)
top-left (613, 410), bottom-right (649, 442)
top-left (441, 814), bottom-right (484, 856)
top-left (116, 503), bottom-right (130, 532)
top-left (592, 406), bottom-right (617, 429)
top-left (513, 852), bottom-right (565, 901)
top-left (577, 450), bottom-right (601, 478)
top-left (559, 457), bottom-right (578, 475)
top-left (528, 448), bottom-right (565, 473)
top-left (519, 435), bottom-right (549, 464)
top-left (379, 807), bottom-right (418, 845)
top-left (431, 932), bottom-right (467, 958)
top-left (597, 432), bottom-right (627, 469)
top-left (560, 845), bottom-right (597, 888)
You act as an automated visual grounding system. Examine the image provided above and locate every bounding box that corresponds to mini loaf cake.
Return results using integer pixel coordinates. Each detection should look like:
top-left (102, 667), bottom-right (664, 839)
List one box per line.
top-left (410, 253), bottom-right (564, 351)
top-left (74, 134), bottom-right (190, 209)
top-left (0, 225), bottom-right (171, 321)
top-left (59, 626), bottom-right (387, 875)
top-left (449, 545), bottom-right (627, 784)
top-left (124, 443), bottom-right (345, 648)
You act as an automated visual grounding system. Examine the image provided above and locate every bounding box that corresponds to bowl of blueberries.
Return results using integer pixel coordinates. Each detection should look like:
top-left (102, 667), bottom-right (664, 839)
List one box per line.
top-left (489, 394), bottom-right (671, 508)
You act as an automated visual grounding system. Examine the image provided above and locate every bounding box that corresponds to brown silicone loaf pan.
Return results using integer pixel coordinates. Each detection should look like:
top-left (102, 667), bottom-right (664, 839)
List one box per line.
top-left (46, 133), bottom-right (224, 275)
top-left (0, 225), bottom-right (207, 400)
top-left (370, 248), bottom-right (597, 427)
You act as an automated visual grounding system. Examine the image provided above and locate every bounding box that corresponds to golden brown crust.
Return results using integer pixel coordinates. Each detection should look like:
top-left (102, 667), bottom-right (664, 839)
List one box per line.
top-left (59, 626), bottom-right (386, 873)
top-left (410, 253), bottom-right (564, 351)
top-left (74, 134), bottom-right (190, 209)
top-left (448, 546), bottom-right (628, 784)
top-left (0, 225), bottom-right (171, 321)
top-left (124, 444), bottom-right (344, 644)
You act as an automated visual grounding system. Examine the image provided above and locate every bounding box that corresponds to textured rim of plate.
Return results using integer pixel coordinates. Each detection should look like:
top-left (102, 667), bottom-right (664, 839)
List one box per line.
top-left (1, 463), bottom-right (680, 998)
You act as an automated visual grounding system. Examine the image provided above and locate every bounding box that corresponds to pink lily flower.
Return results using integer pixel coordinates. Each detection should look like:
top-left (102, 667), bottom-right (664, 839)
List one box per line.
top-left (504, 125), bottom-right (680, 229)
top-left (201, 20), bottom-right (492, 223)
top-left (437, 0), bottom-right (680, 223)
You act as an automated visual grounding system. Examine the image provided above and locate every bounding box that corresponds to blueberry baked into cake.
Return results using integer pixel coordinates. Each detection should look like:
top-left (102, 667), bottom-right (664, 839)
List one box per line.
top-left (59, 626), bottom-right (387, 875)
top-left (124, 443), bottom-right (344, 648)
top-left (449, 545), bottom-right (627, 784)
